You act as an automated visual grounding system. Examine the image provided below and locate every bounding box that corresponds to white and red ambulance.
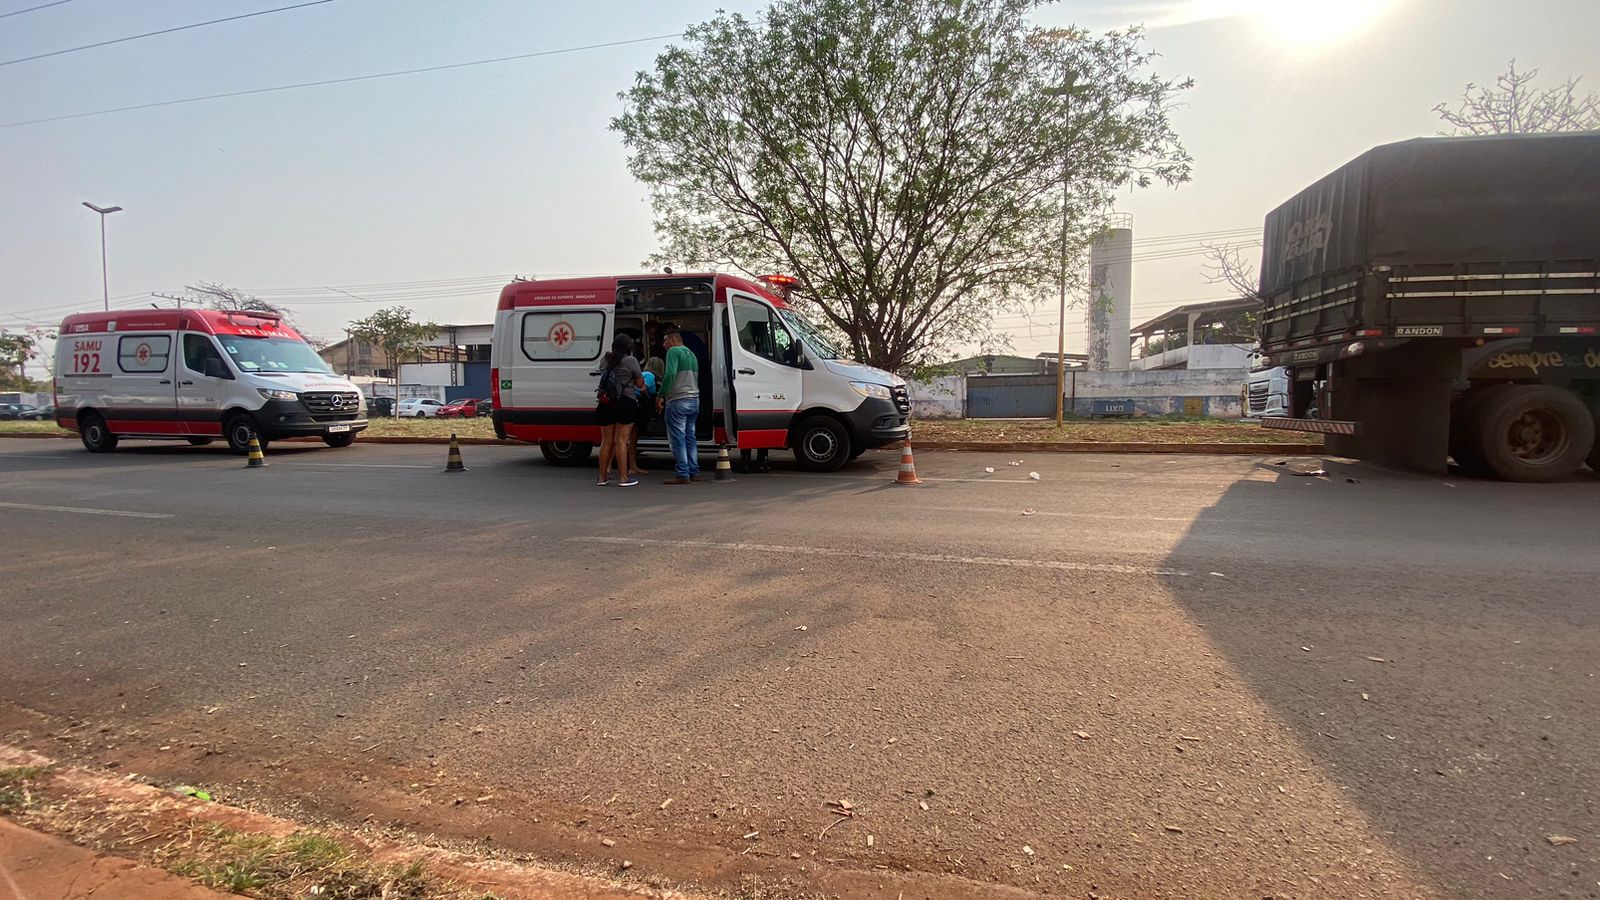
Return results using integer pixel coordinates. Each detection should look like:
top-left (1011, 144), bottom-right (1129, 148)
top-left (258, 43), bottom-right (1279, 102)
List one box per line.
top-left (54, 308), bottom-right (367, 453)
top-left (489, 273), bottom-right (910, 471)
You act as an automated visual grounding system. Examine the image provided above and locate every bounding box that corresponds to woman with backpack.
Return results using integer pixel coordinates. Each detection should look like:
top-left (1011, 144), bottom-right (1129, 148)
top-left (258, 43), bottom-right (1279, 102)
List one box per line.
top-left (596, 334), bottom-right (645, 486)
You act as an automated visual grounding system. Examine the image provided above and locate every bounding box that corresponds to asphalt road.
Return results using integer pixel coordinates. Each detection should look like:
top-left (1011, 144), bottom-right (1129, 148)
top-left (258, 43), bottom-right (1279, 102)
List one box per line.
top-left (1, 437), bottom-right (1596, 899)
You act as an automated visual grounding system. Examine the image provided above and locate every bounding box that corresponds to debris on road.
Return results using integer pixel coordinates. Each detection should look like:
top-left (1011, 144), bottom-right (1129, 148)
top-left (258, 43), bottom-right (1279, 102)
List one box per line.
top-left (601, 837), bottom-right (616, 847)
top-left (1210, 572), bottom-right (1227, 578)
top-left (743, 830), bottom-right (760, 840)
top-left (984, 466), bottom-right (995, 474)
top-left (659, 797), bottom-right (673, 810)
top-left (1022, 845), bottom-right (1034, 856)
top-left (1301, 646), bottom-right (1312, 652)
top-left (866, 834), bottom-right (874, 848)
top-left (1547, 834), bottom-right (1578, 846)
top-left (795, 625), bottom-right (808, 631)
top-left (918, 800), bottom-right (929, 811)
top-left (1028, 471), bottom-right (1041, 480)
top-left (1163, 825), bottom-right (1185, 834)
top-left (1072, 730), bottom-right (1091, 740)
top-left (1021, 508), bottom-right (1035, 516)
top-left (1366, 656), bottom-right (1389, 663)
top-left (1292, 469), bottom-right (1327, 477)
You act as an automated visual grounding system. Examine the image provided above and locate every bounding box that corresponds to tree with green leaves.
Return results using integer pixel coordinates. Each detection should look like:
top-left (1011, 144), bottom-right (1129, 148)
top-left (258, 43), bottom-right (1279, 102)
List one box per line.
top-left (1435, 60), bottom-right (1600, 134)
top-left (347, 308), bottom-right (439, 414)
top-left (0, 328), bottom-right (52, 391)
top-left (613, 0), bottom-right (1192, 371)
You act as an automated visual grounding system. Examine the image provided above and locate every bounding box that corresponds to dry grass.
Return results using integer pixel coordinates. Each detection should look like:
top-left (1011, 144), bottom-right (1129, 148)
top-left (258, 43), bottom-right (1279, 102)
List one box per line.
top-left (0, 420), bottom-right (63, 434)
top-left (362, 416), bottom-right (496, 439)
top-left (911, 416), bottom-right (1318, 445)
top-left (18, 795), bottom-right (503, 900)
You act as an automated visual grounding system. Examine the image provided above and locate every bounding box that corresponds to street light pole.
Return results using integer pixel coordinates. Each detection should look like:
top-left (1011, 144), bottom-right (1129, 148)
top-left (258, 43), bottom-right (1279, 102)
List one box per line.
top-left (82, 202), bottom-right (123, 312)
top-left (1042, 76), bottom-right (1081, 427)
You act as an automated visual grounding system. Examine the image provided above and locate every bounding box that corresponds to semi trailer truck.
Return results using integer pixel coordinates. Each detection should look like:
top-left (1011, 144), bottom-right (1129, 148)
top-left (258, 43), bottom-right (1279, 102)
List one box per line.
top-left (1256, 133), bottom-right (1600, 481)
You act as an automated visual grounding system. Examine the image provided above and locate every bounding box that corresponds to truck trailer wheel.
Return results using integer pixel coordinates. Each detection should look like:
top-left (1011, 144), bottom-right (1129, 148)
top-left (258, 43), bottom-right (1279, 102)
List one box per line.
top-left (792, 415), bottom-right (851, 472)
top-left (79, 413), bottom-right (118, 453)
top-left (1475, 385), bottom-right (1594, 482)
top-left (1449, 385), bottom-right (1511, 476)
top-left (539, 440), bottom-right (593, 466)
top-left (1589, 417), bottom-right (1600, 473)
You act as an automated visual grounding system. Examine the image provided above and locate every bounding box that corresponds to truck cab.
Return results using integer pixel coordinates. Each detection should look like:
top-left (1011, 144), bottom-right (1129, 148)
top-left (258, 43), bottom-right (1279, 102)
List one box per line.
top-left (489, 273), bottom-right (910, 470)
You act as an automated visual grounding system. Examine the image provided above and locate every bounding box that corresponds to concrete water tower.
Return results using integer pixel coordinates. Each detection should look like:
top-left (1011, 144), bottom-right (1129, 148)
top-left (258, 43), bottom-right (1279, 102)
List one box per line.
top-left (1086, 214), bottom-right (1133, 371)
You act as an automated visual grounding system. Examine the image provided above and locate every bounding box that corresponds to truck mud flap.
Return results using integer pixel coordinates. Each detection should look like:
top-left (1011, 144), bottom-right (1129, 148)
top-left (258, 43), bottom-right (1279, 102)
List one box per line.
top-left (1261, 417), bottom-right (1360, 436)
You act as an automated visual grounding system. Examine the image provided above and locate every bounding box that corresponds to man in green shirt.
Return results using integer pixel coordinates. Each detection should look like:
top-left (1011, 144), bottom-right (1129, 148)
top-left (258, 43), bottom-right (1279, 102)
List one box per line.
top-left (658, 327), bottom-right (701, 483)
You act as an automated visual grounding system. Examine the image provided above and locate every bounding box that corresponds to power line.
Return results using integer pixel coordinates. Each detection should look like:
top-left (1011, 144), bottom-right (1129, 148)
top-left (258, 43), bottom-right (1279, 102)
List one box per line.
top-left (0, 0), bottom-right (74, 20)
top-left (0, 32), bottom-right (684, 129)
top-left (0, 0), bottom-right (336, 68)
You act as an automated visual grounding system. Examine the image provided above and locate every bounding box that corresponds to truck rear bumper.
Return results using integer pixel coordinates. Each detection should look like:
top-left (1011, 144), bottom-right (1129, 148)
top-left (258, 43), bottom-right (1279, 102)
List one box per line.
top-left (1261, 417), bottom-right (1360, 436)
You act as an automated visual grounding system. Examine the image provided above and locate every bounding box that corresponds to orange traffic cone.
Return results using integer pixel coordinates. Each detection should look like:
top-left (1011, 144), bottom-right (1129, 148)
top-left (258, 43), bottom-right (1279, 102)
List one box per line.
top-left (894, 439), bottom-right (922, 485)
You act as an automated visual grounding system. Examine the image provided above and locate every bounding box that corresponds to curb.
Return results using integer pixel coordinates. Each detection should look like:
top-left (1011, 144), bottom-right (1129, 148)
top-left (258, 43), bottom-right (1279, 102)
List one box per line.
top-left (2, 431), bottom-right (1322, 454)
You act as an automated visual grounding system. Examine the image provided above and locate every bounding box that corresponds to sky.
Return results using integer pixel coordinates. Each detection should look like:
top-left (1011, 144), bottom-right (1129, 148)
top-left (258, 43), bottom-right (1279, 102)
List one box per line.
top-left (4, 0), bottom-right (1598, 373)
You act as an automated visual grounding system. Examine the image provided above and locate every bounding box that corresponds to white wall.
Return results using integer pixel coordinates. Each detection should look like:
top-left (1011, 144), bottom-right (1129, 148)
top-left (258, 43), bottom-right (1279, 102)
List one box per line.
top-left (906, 375), bottom-right (964, 418)
top-left (1067, 368), bottom-right (1246, 417)
top-left (397, 362), bottom-right (456, 386)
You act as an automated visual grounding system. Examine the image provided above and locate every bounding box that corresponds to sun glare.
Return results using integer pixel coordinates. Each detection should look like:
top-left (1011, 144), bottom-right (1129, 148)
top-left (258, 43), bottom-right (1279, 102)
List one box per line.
top-left (1254, 0), bottom-right (1393, 43)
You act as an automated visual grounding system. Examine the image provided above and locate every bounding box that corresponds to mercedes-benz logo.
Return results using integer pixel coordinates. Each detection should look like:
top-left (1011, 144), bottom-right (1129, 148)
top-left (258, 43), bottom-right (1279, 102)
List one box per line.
top-left (329, 395), bottom-right (347, 409)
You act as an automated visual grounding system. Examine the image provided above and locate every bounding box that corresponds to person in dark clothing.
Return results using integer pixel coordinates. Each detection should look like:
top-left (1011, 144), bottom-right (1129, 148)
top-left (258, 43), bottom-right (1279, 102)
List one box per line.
top-left (595, 334), bottom-right (644, 487)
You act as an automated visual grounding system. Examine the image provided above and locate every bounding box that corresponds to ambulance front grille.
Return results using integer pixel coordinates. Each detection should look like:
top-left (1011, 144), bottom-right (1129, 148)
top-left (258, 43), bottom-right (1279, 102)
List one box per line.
top-left (302, 391), bottom-right (362, 414)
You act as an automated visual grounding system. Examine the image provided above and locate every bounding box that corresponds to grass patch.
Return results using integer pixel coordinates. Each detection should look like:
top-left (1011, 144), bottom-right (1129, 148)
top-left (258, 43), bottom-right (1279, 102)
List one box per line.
top-left (0, 766), bottom-right (49, 813)
top-left (0, 420), bottom-right (65, 434)
top-left (158, 823), bottom-right (500, 899)
top-left (911, 416), bottom-right (1319, 445)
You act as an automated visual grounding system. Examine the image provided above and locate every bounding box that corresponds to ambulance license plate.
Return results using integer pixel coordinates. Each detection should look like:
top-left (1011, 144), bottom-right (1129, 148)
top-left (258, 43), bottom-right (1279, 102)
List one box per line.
top-left (326, 424), bottom-right (351, 433)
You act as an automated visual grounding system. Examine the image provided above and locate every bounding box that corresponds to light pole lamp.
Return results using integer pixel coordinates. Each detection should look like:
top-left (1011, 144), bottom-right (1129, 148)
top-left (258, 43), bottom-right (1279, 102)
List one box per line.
top-left (1042, 76), bottom-right (1085, 426)
top-left (82, 202), bottom-right (123, 312)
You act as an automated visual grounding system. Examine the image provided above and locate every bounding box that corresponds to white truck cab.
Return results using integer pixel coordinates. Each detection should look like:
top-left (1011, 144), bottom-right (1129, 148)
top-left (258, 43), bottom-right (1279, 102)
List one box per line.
top-left (489, 273), bottom-right (910, 470)
top-left (55, 308), bottom-right (367, 453)
top-left (1245, 355), bottom-right (1290, 419)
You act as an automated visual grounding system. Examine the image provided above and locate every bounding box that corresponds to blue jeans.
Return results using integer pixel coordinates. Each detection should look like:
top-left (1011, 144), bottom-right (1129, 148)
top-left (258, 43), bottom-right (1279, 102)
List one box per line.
top-left (664, 396), bottom-right (699, 479)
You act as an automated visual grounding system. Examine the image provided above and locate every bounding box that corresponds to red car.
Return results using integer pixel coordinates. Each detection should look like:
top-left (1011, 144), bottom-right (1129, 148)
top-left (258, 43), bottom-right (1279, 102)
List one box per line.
top-left (438, 398), bottom-right (482, 418)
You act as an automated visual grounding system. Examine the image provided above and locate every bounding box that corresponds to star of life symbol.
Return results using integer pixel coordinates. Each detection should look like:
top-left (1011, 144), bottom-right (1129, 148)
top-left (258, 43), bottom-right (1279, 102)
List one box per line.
top-left (136, 342), bottom-right (151, 364)
top-left (547, 321), bottom-right (575, 352)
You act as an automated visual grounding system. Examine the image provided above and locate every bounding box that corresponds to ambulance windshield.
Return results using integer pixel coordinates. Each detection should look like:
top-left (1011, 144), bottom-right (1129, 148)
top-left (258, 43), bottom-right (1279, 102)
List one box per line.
top-left (777, 308), bottom-right (844, 360)
top-left (218, 335), bottom-right (332, 374)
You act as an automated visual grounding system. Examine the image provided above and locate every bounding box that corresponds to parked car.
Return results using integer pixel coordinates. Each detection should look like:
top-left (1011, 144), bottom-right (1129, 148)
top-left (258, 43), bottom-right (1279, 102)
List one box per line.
top-left (20, 404), bottom-right (53, 420)
top-left (366, 396), bottom-right (394, 417)
top-left (0, 403), bottom-right (23, 420)
top-left (397, 398), bottom-right (445, 418)
top-left (438, 398), bottom-right (482, 418)
top-left (475, 398), bottom-right (493, 417)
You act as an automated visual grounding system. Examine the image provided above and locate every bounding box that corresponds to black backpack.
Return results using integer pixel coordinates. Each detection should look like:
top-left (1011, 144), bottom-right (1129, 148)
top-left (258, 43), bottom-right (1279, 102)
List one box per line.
top-left (596, 365), bottom-right (622, 404)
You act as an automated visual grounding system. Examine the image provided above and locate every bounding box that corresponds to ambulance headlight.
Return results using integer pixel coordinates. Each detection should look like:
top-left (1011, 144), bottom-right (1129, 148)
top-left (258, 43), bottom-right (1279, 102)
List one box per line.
top-left (849, 381), bottom-right (892, 400)
top-left (258, 388), bottom-right (299, 401)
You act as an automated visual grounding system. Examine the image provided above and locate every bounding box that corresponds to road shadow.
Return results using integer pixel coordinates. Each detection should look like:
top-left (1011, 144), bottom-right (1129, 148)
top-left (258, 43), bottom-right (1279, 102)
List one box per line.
top-left (1159, 458), bottom-right (1600, 897)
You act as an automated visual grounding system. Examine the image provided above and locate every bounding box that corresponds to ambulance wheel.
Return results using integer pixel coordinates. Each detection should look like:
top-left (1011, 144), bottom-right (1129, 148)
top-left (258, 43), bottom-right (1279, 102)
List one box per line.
top-left (186, 437), bottom-right (215, 446)
top-left (1589, 423), bottom-right (1600, 472)
top-left (792, 415), bottom-right (851, 472)
top-left (224, 414), bottom-right (263, 455)
top-left (539, 440), bottom-right (593, 466)
top-left (79, 414), bottom-right (118, 453)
